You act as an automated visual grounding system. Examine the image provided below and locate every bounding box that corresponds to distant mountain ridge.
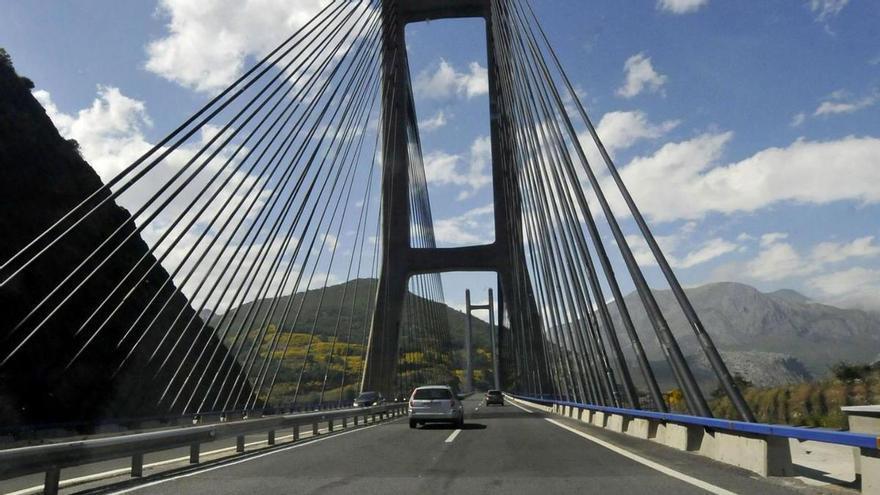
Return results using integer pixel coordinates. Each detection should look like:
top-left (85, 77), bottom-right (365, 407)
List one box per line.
top-left (217, 279), bottom-right (879, 393)
top-left (609, 281), bottom-right (880, 389)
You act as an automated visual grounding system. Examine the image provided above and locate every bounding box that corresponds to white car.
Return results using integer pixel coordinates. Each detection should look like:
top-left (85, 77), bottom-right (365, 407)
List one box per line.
top-left (408, 385), bottom-right (464, 428)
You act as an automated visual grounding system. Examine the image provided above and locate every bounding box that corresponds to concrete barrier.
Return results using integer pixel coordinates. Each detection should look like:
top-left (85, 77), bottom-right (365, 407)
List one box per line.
top-left (662, 423), bottom-right (691, 451)
top-left (591, 411), bottom-right (605, 428)
top-left (514, 398), bottom-right (798, 482)
top-left (624, 418), bottom-right (650, 439)
top-left (862, 449), bottom-right (880, 494)
top-left (606, 414), bottom-right (624, 433)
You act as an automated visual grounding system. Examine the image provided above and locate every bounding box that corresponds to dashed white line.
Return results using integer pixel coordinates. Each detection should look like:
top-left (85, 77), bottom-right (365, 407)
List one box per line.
top-left (544, 419), bottom-right (738, 495)
top-left (444, 429), bottom-right (462, 443)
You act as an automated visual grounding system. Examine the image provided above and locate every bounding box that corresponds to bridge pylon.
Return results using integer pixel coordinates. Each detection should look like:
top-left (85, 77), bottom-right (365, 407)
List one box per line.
top-left (360, 0), bottom-right (551, 397)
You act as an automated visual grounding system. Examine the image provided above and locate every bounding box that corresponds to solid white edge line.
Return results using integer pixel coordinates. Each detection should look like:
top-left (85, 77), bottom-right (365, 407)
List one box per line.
top-left (444, 429), bottom-right (462, 443)
top-left (543, 418), bottom-right (739, 495)
top-left (4, 419), bottom-right (393, 495)
top-left (105, 420), bottom-right (398, 494)
top-left (503, 397), bottom-right (533, 414)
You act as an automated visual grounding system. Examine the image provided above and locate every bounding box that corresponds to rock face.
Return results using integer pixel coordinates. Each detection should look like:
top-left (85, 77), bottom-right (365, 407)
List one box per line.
top-left (610, 281), bottom-right (880, 387)
top-left (0, 50), bottom-right (246, 427)
top-left (693, 351), bottom-right (812, 388)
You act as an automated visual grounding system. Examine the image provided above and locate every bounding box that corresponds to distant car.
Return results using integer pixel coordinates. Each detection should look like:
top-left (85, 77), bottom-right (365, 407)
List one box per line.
top-left (353, 391), bottom-right (384, 407)
top-left (485, 389), bottom-right (503, 406)
top-left (408, 385), bottom-right (464, 428)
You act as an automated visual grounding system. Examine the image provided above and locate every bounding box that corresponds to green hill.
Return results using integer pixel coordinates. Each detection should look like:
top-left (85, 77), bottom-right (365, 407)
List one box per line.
top-left (210, 278), bottom-right (497, 406)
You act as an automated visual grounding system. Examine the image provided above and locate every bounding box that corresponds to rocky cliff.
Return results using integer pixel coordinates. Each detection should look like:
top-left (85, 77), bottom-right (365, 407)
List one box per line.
top-left (0, 49), bottom-right (247, 427)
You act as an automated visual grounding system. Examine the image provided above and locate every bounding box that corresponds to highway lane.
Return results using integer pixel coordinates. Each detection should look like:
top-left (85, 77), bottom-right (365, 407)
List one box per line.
top-left (1, 415), bottom-right (382, 495)
top-left (71, 396), bottom-right (808, 495)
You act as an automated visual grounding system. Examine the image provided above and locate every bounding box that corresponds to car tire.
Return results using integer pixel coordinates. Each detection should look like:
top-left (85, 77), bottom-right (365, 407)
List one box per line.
top-left (409, 419), bottom-right (417, 429)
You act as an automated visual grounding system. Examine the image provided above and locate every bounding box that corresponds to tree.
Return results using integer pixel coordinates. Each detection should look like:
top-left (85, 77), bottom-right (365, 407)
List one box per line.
top-left (711, 374), bottom-right (753, 400)
top-left (831, 361), bottom-right (871, 383)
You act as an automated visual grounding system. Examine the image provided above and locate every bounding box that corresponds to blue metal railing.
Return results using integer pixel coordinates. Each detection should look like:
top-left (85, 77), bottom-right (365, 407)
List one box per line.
top-left (509, 394), bottom-right (880, 450)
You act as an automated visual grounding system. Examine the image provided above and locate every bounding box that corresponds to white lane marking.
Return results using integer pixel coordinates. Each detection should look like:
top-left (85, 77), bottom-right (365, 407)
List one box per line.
top-left (504, 397), bottom-right (533, 414)
top-left (6, 428), bottom-right (335, 495)
top-left (94, 420), bottom-right (396, 494)
top-left (444, 429), bottom-right (462, 443)
top-left (544, 418), bottom-right (739, 495)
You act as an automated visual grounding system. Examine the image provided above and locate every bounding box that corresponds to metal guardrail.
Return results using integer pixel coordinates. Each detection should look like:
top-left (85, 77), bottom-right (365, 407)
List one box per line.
top-left (510, 394), bottom-right (880, 450)
top-left (0, 403), bottom-right (405, 494)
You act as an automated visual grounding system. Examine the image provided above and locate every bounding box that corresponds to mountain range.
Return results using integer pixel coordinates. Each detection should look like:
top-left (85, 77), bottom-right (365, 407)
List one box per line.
top-left (609, 281), bottom-right (880, 390)
top-left (214, 278), bottom-right (879, 393)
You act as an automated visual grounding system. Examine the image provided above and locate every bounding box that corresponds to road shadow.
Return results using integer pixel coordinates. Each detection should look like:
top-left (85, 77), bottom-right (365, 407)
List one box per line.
top-left (417, 422), bottom-right (487, 430)
top-left (470, 410), bottom-right (529, 420)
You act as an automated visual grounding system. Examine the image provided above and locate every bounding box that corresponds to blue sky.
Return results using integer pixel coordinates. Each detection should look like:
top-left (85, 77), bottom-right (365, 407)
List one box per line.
top-left (2, 0), bottom-right (879, 318)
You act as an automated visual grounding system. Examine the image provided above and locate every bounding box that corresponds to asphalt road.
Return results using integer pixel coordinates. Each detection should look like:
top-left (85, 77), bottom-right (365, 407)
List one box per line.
top-left (45, 396), bottom-right (812, 495)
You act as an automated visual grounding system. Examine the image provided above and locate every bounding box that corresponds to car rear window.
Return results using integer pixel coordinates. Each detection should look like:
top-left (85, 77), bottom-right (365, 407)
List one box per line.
top-left (487, 390), bottom-right (501, 395)
top-left (413, 388), bottom-right (453, 400)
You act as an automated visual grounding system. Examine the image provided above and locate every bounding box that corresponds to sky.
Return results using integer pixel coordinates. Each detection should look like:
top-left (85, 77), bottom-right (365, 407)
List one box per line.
top-left (2, 0), bottom-right (879, 319)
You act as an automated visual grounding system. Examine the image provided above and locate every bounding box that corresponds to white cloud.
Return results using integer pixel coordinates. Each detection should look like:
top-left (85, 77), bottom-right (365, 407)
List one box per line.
top-left (413, 59), bottom-right (488, 100)
top-left (434, 204), bottom-right (494, 246)
top-left (814, 90), bottom-right (879, 116)
top-left (418, 110), bottom-right (448, 132)
top-left (423, 136), bottom-right (492, 200)
top-left (811, 236), bottom-right (880, 264)
top-left (808, 0), bottom-right (849, 21)
top-left (790, 112), bottom-right (806, 127)
top-left (676, 238), bottom-right (738, 268)
top-left (145, 0), bottom-right (335, 93)
top-left (606, 133), bottom-right (880, 222)
top-left (590, 110), bottom-right (679, 154)
top-left (759, 232), bottom-right (788, 247)
top-left (745, 241), bottom-right (811, 281)
top-left (657, 0), bottom-right (709, 14)
top-left (617, 53), bottom-right (667, 99)
top-left (626, 233), bottom-right (737, 269)
top-left (725, 233), bottom-right (880, 283)
top-left (33, 86), bottom-right (295, 311)
top-left (807, 267), bottom-right (880, 310)
top-left (34, 86), bottom-right (153, 180)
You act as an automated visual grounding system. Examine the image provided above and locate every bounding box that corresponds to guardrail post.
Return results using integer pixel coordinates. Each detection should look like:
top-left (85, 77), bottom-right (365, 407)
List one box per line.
top-left (354, 415), bottom-right (359, 426)
top-left (189, 443), bottom-right (200, 464)
top-left (236, 435), bottom-right (245, 453)
top-left (132, 453), bottom-right (144, 477)
top-left (44, 467), bottom-right (60, 495)
top-left (372, 413), bottom-right (377, 423)
top-left (313, 422), bottom-right (319, 436)
top-left (268, 430), bottom-right (275, 445)
top-left (342, 417), bottom-right (348, 428)
top-left (328, 419), bottom-right (334, 432)
top-left (293, 424), bottom-right (300, 441)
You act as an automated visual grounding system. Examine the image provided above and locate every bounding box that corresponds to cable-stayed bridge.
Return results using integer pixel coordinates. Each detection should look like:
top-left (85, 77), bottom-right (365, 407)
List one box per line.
top-left (0, 1), bottom-right (878, 494)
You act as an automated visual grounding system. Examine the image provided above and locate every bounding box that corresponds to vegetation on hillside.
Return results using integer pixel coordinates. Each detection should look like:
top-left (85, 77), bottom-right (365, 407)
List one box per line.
top-left (710, 362), bottom-right (880, 428)
top-left (220, 278), bottom-right (497, 407)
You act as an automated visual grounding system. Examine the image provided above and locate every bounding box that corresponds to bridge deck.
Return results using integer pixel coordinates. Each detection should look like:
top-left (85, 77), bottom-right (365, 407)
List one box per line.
top-left (18, 396), bottom-right (806, 495)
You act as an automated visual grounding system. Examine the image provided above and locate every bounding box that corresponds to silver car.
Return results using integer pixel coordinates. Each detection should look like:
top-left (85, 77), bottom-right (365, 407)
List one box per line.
top-left (408, 385), bottom-right (464, 428)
